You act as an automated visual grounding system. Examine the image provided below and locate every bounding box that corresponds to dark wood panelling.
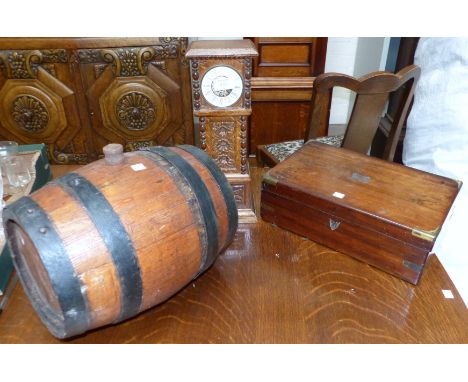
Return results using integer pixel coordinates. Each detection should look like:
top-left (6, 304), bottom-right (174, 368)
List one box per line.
top-left (246, 37), bottom-right (327, 155)
top-left (250, 37), bottom-right (327, 77)
top-left (249, 101), bottom-right (311, 154)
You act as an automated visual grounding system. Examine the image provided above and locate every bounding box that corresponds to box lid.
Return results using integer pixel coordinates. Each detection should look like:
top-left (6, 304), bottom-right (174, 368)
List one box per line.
top-left (263, 142), bottom-right (461, 250)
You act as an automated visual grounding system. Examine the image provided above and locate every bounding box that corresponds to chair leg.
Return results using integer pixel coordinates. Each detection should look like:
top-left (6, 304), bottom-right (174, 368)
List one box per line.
top-left (257, 145), bottom-right (280, 168)
top-left (256, 145), bottom-right (266, 167)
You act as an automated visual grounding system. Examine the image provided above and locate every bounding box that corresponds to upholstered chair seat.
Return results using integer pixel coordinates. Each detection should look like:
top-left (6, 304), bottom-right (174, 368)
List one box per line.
top-left (263, 135), bottom-right (343, 163)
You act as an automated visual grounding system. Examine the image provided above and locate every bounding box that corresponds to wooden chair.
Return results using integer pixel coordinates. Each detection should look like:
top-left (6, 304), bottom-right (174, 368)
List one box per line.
top-left (257, 64), bottom-right (421, 167)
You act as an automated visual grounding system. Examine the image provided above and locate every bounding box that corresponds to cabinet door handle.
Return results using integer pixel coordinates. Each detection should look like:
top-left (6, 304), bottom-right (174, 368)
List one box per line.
top-left (329, 219), bottom-right (341, 231)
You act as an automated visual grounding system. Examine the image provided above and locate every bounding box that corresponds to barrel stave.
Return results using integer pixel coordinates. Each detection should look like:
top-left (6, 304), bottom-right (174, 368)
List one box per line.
top-left (77, 153), bottom-right (204, 312)
top-left (31, 184), bottom-right (121, 328)
top-left (3, 145), bottom-right (238, 339)
top-left (170, 147), bottom-right (230, 250)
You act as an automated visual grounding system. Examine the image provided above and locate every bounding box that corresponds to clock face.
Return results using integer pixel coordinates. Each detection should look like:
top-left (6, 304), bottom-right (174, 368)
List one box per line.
top-left (201, 66), bottom-right (244, 108)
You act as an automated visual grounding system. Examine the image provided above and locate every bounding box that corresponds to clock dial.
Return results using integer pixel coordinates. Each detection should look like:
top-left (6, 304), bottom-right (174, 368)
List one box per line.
top-left (201, 66), bottom-right (243, 108)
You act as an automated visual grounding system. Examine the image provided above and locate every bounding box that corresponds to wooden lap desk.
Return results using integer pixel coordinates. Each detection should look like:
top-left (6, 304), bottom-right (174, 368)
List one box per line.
top-left (0, 165), bottom-right (467, 343)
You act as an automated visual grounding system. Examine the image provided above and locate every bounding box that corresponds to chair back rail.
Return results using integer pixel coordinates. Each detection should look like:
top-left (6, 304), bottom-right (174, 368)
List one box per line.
top-left (257, 64), bottom-right (421, 167)
top-left (306, 64), bottom-right (421, 161)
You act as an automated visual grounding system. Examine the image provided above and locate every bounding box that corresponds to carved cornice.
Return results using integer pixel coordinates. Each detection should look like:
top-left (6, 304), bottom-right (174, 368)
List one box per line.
top-left (78, 42), bottom-right (182, 64)
top-left (125, 140), bottom-right (154, 151)
top-left (78, 44), bottom-right (179, 77)
top-left (0, 49), bottom-right (67, 79)
top-left (77, 49), bottom-right (101, 63)
top-left (41, 49), bottom-right (68, 63)
top-left (49, 144), bottom-right (88, 165)
top-left (101, 47), bottom-right (156, 76)
top-left (0, 50), bottom-right (42, 79)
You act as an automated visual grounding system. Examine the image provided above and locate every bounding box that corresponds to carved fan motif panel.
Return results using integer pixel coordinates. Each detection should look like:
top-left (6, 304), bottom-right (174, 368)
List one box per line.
top-left (80, 41), bottom-right (191, 155)
top-left (116, 92), bottom-right (156, 131)
top-left (0, 38), bottom-right (193, 163)
top-left (0, 48), bottom-right (84, 164)
top-left (94, 74), bottom-right (171, 142)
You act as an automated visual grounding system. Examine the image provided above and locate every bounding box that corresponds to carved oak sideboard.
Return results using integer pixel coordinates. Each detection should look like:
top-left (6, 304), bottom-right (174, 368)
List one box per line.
top-left (0, 38), bottom-right (193, 164)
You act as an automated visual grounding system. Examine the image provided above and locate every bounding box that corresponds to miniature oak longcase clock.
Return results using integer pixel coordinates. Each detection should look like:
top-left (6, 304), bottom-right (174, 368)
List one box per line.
top-left (186, 40), bottom-right (258, 223)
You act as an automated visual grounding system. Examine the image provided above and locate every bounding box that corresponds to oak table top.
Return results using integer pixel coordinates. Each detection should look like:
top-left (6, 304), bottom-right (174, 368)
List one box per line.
top-left (0, 165), bottom-right (467, 343)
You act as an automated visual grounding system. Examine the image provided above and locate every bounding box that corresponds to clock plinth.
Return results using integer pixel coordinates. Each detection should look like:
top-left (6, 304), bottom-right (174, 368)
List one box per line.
top-left (226, 171), bottom-right (257, 224)
top-left (186, 40), bottom-right (258, 223)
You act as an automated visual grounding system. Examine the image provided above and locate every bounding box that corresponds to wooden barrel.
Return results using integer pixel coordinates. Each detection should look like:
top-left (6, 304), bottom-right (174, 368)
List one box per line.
top-left (3, 145), bottom-right (238, 339)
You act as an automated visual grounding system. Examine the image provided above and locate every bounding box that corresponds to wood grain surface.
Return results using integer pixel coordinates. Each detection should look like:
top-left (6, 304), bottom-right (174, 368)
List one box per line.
top-left (185, 40), bottom-right (257, 58)
top-left (261, 142), bottom-right (460, 284)
top-left (0, 165), bottom-right (466, 343)
top-left (248, 37), bottom-right (327, 156)
top-left (266, 142), bottom-right (460, 238)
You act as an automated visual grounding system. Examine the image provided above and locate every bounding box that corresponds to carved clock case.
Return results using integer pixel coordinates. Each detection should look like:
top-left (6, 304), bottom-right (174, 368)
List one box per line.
top-left (0, 38), bottom-right (193, 164)
top-left (186, 40), bottom-right (258, 223)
